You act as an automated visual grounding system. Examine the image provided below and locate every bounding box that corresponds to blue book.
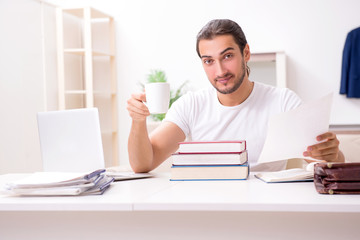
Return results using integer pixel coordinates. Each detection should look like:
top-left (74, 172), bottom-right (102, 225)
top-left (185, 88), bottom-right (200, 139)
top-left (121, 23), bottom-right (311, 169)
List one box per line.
top-left (170, 163), bottom-right (249, 181)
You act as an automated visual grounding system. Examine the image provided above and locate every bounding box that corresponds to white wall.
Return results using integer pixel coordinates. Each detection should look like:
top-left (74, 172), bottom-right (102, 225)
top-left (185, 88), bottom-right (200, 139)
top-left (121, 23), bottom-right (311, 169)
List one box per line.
top-left (1, 0), bottom-right (360, 173)
top-left (1, 0), bottom-right (46, 173)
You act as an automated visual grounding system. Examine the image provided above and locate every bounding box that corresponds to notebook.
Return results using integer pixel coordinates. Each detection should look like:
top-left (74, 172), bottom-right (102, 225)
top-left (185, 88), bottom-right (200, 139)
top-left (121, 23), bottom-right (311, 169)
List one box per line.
top-left (37, 108), bottom-right (105, 172)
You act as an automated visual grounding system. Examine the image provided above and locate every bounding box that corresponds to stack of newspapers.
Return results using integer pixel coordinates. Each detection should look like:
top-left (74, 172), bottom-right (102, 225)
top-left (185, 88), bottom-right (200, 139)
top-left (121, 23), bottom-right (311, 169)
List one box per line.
top-left (3, 169), bottom-right (114, 196)
top-left (170, 141), bottom-right (249, 181)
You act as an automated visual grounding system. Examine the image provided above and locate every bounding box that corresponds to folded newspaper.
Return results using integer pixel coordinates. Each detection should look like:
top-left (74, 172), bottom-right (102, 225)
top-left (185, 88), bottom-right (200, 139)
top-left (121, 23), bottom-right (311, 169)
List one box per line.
top-left (3, 169), bottom-right (114, 196)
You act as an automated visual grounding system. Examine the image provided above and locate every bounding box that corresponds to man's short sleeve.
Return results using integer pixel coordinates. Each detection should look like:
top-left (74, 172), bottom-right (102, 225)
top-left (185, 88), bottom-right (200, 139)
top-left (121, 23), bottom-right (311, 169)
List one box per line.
top-left (163, 92), bottom-right (192, 137)
top-left (281, 88), bottom-right (303, 112)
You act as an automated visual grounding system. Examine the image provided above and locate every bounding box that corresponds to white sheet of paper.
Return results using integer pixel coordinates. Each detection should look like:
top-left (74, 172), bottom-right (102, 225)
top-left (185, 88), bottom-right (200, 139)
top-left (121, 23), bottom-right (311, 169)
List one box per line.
top-left (257, 93), bottom-right (333, 164)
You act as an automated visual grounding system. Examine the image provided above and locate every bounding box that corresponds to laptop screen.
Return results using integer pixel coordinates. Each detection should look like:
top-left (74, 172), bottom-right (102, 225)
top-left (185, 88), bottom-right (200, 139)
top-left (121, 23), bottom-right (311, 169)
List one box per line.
top-left (37, 108), bottom-right (105, 172)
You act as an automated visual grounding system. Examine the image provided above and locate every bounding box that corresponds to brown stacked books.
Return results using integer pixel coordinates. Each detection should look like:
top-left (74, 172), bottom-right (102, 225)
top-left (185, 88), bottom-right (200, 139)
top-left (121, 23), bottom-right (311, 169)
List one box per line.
top-left (314, 162), bottom-right (360, 194)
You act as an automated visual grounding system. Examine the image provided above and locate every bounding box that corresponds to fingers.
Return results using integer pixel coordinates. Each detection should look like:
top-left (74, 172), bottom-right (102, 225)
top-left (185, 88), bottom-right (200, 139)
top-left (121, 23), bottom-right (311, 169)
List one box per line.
top-left (132, 92), bottom-right (147, 102)
top-left (303, 132), bottom-right (340, 162)
top-left (126, 92), bottom-right (150, 121)
top-left (316, 132), bottom-right (336, 141)
top-left (307, 137), bottom-right (339, 152)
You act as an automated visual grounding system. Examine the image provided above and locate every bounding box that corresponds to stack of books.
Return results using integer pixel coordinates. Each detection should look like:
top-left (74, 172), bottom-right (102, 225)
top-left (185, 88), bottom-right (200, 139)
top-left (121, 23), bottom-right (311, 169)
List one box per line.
top-left (314, 162), bottom-right (360, 194)
top-left (4, 169), bottom-right (114, 196)
top-left (170, 141), bottom-right (249, 181)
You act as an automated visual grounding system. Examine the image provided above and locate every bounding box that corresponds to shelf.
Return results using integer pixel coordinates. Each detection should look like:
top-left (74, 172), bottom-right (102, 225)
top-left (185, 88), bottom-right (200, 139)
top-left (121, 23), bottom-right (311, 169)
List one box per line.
top-left (56, 7), bottom-right (118, 167)
top-left (65, 90), bottom-right (86, 94)
top-left (93, 91), bottom-right (117, 96)
top-left (329, 124), bottom-right (360, 134)
top-left (250, 52), bottom-right (277, 62)
top-left (64, 48), bottom-right (114, 57)
top-left (64, 90), bottom-right (116, 96)
top-left (248, 51), bottom-right (286, 88)
top-left (63, 7), bottom-right (112, 19)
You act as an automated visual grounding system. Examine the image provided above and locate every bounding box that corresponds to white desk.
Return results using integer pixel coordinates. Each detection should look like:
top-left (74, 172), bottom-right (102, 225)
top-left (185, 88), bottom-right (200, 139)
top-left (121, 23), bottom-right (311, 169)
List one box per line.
top-left (1, 173), bottom-right (359, 240)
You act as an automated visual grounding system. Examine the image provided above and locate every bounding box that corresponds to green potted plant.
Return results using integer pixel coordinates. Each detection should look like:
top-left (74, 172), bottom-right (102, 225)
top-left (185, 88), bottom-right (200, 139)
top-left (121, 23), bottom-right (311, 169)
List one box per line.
top-left (142, 69), bottom-right (187, 121)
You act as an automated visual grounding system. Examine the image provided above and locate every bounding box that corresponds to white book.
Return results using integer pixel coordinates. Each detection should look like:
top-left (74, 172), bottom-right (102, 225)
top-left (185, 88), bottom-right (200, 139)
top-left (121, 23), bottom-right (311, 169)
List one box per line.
top-left (171, 151), bottom-right (247, 165)
top-left (170, 163), bottom-right (249, 181)
top-left (178, 140), bottom-right (246, 153)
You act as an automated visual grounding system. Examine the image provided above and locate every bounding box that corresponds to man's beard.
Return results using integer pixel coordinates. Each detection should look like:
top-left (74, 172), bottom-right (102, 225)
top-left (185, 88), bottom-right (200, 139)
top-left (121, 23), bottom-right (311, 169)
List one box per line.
top-left (214, 62), bottom-right (246, 94)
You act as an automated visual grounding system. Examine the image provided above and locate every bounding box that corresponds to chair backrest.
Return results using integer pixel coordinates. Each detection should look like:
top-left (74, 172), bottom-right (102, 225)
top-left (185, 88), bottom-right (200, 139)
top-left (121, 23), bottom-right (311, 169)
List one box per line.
top-left (337, 134), bottom-right (360, 162)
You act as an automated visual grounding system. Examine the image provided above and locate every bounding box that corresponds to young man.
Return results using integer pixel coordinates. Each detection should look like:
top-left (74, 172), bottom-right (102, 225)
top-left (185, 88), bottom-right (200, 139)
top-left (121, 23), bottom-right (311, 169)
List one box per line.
top-left (127, 19), bottom-right (344, 173)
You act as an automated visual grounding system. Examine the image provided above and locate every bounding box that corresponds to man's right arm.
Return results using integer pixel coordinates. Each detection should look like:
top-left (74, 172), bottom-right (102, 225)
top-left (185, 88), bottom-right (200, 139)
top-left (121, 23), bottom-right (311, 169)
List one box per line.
top-left (127, 92), bottom-right (185, 173)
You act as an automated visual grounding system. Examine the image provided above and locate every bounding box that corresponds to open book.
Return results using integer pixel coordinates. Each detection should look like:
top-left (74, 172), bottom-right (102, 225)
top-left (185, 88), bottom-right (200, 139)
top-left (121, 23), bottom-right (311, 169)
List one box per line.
top-left (255, 162), bottom-right (316, 183)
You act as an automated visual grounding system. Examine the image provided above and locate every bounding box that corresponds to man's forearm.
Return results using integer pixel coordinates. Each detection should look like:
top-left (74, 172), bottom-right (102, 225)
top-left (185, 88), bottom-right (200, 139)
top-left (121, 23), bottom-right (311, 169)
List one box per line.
top-left (128, 120), bottom-right (154, 173)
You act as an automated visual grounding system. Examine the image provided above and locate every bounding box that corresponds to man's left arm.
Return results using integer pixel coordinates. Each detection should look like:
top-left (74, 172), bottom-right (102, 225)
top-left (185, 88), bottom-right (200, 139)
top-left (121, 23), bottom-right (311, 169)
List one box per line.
top-left (303, 132), bottom-right (345, 162)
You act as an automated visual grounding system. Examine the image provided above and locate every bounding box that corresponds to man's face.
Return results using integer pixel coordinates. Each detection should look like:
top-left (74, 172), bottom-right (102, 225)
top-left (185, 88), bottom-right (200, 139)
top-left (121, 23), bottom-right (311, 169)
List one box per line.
top-left (198, 35), bottom-right (246, 94)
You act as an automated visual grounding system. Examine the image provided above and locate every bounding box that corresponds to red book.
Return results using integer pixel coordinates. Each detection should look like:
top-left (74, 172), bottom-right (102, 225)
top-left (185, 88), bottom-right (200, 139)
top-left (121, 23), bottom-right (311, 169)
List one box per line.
top-left (177, 140), bottom-right (246, 153)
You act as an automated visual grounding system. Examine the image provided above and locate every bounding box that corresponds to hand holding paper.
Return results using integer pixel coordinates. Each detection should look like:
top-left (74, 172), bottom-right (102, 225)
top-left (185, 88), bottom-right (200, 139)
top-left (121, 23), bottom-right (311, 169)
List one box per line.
top-left (303, 131), bottom-right (342, 162)
top-left (258, 93), bottom-right (335, 164)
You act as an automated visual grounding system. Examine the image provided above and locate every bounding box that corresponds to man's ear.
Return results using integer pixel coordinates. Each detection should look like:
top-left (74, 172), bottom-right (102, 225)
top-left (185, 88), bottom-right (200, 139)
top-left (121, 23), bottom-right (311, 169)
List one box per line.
top-left (243, 44), bottom-right (250, 62)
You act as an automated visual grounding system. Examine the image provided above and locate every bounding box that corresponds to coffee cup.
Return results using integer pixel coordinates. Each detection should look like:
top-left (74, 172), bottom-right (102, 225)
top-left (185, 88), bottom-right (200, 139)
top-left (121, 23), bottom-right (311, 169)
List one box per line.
top-left (145, 82), bottom-right (170, 114)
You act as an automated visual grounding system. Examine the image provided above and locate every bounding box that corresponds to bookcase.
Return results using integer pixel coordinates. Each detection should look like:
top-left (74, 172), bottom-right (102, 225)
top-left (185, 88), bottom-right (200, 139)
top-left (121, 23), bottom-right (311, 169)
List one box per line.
top-left (248, 52), bottom-right (286, 88)
top-left (56, 7), bottom-right (118, 167)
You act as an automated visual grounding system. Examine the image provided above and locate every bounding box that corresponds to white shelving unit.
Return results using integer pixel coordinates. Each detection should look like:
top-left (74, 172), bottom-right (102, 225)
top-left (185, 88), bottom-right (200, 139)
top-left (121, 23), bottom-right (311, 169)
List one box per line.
top-left (56, 7), bottom-right (118, 167)
top-left (249, 52), bottom-right (286, 88)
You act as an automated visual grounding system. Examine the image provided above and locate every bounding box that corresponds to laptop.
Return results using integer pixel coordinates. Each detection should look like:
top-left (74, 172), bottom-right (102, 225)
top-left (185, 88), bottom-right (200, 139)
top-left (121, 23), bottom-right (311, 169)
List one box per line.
top-left (37, 108), bottom-right (105, 172)
top-left (37, 108), bottom-right (154, 180)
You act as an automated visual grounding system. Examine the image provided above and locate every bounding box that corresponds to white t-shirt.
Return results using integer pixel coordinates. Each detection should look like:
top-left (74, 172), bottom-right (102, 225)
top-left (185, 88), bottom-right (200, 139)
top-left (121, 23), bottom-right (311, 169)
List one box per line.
top-left (164, 82), bottom-right (302, 171)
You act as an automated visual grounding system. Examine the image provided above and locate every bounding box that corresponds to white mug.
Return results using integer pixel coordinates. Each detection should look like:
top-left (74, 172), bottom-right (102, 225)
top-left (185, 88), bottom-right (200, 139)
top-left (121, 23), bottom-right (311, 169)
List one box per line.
top-left (145, 82), bottom-right (170, 114)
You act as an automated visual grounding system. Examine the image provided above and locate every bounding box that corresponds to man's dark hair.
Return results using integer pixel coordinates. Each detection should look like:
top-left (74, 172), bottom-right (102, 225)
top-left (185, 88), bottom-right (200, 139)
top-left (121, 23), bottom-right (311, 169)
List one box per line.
top-left (196, 19), bottom-right (250, 75)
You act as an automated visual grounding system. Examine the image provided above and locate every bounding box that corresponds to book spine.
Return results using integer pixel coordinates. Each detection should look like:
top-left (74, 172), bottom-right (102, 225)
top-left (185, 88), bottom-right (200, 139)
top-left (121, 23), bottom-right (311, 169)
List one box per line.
top-left (171, 151), bottom-right (248, 166)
